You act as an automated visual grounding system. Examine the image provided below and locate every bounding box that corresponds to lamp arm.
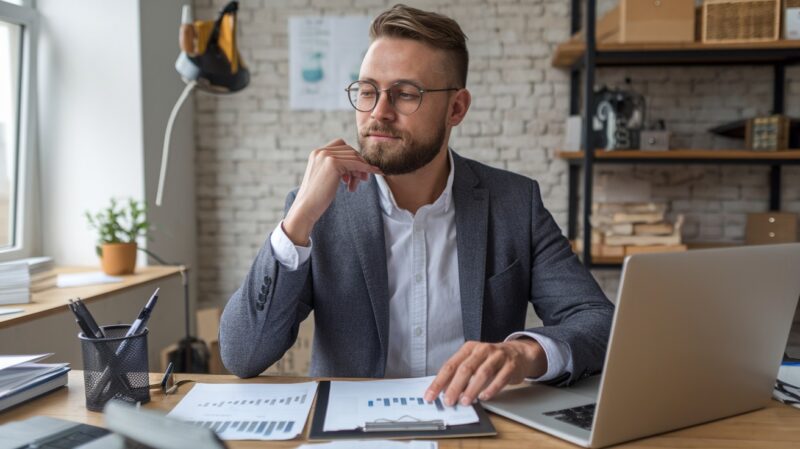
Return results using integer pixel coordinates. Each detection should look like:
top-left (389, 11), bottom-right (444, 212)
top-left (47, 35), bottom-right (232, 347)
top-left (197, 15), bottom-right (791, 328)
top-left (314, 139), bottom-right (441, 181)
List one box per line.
top-left (156, 80), bottom-right (197, 206)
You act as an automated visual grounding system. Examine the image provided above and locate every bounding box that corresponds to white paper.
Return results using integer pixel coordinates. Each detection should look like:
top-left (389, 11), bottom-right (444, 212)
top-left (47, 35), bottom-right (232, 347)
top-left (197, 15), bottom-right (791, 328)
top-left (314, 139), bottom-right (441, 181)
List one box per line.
top-left (323, 376), bottom-right (479, 432)
top-left (296, 441), bottom-right (437, 449)
top-left (0, 308), bottom-right (23, 316)
top-left (775, 365), bottom-right (800, 409)
top-left (57, 272), bottom-right (123, 288)
top-left (0, 354), bottom-right (51, 372)
top-left (167, 382), bottom-right (318, 441)
top-left (289, 16), bottom-right (371, 110)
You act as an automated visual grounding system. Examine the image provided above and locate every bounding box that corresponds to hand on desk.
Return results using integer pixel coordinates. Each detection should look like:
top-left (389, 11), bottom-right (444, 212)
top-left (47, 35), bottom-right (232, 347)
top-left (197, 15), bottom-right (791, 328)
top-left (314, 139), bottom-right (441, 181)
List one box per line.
top-left (425, 339), bottom-right (547, 406)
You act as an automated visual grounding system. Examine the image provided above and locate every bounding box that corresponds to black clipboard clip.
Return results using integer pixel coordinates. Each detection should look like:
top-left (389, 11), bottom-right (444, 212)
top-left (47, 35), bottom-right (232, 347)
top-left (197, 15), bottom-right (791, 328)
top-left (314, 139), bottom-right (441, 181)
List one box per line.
top-left (363, 415), bottom-right (446, 432)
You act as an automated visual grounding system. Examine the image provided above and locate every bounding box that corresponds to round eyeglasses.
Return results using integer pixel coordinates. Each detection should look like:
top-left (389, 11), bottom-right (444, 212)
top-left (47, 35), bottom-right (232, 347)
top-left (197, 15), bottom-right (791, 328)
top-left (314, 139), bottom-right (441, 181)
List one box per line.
top-left (345, 80), bottom-right (459, 115)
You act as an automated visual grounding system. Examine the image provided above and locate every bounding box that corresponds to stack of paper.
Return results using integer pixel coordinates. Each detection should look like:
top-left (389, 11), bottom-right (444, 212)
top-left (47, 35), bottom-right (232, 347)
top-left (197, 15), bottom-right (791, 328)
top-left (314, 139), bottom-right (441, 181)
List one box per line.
top-left (0, 257), bottom-right (56, 304)
top-left (0, 354), bottom-right (70, 412)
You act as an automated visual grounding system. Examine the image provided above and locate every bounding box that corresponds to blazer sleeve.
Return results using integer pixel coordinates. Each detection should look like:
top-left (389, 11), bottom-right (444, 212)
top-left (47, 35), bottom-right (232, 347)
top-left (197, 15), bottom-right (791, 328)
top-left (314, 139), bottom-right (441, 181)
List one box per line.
top-left (524, 181), bottom-right (615, 386)
top-left (219, 190), bottom-right (314, 378)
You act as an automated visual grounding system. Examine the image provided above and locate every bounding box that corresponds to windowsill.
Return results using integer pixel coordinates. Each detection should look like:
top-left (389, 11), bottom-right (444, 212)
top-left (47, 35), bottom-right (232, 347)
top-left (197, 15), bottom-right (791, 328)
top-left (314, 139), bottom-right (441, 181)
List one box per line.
top-left (0, 265), bottom-right (184, 329)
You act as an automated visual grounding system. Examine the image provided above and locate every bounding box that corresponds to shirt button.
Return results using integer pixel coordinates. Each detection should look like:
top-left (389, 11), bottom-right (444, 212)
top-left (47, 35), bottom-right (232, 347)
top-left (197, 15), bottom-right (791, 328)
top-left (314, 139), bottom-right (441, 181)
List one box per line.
top-left (415, 274), bottom-right (423, 283)
top-left (414, 326), bottom-right (423, 337)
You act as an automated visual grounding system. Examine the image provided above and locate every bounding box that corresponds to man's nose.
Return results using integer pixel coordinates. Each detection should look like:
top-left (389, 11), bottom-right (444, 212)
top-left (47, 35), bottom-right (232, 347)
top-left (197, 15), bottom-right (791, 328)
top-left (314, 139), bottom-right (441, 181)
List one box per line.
top-left (371, 90), bottom-right (396, 121)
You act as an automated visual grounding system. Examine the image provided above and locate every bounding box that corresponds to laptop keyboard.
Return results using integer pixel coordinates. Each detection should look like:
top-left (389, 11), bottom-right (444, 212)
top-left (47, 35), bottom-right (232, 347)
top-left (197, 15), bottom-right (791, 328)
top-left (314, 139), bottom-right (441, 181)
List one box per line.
top-left (22, 423), bottom-right (109, 449)
top-left (543, 403), bottom-right (596, 431)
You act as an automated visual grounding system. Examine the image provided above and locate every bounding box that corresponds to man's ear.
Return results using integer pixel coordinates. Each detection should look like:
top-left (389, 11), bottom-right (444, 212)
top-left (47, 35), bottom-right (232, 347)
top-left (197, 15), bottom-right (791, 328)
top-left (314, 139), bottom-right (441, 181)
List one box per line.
top-left (448, 88), bottom-right (471, 127)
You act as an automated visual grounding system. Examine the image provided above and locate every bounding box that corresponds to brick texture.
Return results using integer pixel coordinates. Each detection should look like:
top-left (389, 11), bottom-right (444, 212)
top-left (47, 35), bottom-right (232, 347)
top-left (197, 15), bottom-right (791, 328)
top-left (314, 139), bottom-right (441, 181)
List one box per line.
top-left (193, 0), bottom-right (799, 362)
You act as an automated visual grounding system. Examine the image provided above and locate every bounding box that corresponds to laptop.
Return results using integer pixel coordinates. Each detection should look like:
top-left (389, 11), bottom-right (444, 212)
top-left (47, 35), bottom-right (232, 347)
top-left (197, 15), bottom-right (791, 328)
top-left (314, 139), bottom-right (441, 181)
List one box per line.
top-left (0, 400), bottom-right (225, 449)
top-left (483, 243), bottom-right (800, 448)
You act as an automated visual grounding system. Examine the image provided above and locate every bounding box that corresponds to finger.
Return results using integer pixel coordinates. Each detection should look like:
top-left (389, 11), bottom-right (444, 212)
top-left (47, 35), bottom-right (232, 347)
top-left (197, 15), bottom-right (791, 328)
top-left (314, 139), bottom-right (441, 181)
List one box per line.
top-left (443, 347), bottom-right (491, 406)
top-left (322, 138), bottom-right (347, 148)
top-left (460, 351), bottom-right (504, 405)
top-left (425, 344), bottom-right (475, 402)
top-left (348, 172), bottom-right (359, 192)
top-left (341, 174), bottom-right (350, 185)
top-left (478, 359), bottom-right (520, 401)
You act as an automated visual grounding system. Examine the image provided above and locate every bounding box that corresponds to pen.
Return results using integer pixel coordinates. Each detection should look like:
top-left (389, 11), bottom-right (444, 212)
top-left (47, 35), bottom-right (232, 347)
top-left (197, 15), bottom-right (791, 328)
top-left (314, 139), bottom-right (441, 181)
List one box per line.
top-left (125, 287), bottom-right (160, 338)
top-left (68, 300), bottom-right (94, 337)
top-left (67, 298), bottom-right (105, 339)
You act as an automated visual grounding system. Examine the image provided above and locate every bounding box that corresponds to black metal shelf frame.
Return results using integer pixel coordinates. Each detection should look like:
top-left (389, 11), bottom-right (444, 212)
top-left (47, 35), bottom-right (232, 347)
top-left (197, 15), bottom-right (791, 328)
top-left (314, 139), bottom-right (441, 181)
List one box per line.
top-left (566, 0), bottom-right (800, 269)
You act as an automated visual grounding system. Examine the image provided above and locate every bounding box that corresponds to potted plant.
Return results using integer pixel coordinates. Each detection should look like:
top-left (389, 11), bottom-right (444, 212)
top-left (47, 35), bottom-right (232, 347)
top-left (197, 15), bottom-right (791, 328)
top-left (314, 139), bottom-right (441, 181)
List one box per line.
top-left (85, 198), bottom-right (149, 275)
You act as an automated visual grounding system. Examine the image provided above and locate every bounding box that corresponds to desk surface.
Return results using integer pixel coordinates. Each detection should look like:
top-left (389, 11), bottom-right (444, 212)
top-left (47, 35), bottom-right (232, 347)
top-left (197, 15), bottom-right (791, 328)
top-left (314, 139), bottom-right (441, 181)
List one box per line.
top-left (0, 266), bottom-right (183, 329)
top-left (1, 371), bottom-right (799, 448)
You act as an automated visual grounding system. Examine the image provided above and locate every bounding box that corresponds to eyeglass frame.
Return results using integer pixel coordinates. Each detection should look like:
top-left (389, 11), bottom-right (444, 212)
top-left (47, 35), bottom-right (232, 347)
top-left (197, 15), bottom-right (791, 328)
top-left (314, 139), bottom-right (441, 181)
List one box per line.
top-left (345, 80), bottom-right (461, 115)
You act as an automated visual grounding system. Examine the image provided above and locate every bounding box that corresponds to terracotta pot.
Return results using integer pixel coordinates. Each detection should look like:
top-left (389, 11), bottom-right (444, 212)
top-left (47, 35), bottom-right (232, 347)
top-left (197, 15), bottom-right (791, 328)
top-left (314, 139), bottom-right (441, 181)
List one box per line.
top-left (100, 242), bottom-right (137, 275)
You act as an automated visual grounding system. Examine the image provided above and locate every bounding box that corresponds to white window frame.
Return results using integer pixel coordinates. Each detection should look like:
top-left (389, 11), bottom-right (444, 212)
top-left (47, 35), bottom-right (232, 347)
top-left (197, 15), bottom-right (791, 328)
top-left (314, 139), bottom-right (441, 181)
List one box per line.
top-left (0, 0), bottom-right (38, 261)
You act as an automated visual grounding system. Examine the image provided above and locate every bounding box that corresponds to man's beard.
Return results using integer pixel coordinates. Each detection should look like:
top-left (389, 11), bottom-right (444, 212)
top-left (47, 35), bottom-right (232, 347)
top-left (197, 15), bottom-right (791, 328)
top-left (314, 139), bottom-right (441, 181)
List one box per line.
top-left (357, 122), bottom-right (446, 176)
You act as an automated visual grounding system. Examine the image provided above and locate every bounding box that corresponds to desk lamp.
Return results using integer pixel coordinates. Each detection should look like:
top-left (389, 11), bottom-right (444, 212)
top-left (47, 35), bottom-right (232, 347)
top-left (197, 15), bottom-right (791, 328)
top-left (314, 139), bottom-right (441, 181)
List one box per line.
top-left (156, 0), bottom-right (249, 206)
top-left (154, 1), bottom-right (249, 373)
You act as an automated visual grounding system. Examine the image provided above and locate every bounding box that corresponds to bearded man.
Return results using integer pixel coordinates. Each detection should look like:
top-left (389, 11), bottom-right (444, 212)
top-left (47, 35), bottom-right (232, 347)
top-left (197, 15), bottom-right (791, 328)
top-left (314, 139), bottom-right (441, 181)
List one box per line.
top-left (220, 4), bottom-right (613, 407)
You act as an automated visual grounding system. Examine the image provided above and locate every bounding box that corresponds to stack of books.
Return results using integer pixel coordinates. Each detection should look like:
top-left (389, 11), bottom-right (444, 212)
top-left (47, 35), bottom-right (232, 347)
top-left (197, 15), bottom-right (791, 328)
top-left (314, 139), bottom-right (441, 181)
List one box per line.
top-left (0, 257), bottom-right (56, 304)
top-left (0, 354), bottom-right (69, 412)
top-left (576, 202), bottom-right (686, 259)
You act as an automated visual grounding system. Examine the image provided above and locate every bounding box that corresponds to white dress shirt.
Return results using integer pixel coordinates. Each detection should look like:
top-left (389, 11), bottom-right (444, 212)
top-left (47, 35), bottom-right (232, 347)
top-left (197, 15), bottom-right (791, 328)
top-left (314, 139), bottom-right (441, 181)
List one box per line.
top-left (269, 150), bottom-right (572, 380)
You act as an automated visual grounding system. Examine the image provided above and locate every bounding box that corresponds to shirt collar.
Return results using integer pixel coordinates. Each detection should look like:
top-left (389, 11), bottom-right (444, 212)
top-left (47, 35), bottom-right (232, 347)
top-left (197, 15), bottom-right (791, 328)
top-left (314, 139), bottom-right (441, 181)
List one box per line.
top-left (375, 148), bottom-right (455, 215)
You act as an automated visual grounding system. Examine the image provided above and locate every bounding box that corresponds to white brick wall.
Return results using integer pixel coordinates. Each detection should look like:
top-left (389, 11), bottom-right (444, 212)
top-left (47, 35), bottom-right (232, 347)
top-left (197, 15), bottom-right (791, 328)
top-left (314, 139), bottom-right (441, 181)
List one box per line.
top-left (193, 0), bottom-right (799, 309)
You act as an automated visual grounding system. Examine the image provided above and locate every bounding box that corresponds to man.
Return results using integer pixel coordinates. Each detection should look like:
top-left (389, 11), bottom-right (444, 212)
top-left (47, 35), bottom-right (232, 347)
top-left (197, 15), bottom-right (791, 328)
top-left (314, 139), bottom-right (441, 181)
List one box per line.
top-left (220, 4), bottom-right (613, 407)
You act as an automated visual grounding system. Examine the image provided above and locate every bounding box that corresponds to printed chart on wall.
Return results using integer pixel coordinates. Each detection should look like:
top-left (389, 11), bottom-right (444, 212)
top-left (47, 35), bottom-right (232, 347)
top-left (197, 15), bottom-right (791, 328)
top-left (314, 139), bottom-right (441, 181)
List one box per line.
top-left (167, 382), bottom-right (318, 440)
top-left (289, 16), bottom-right (371, 110)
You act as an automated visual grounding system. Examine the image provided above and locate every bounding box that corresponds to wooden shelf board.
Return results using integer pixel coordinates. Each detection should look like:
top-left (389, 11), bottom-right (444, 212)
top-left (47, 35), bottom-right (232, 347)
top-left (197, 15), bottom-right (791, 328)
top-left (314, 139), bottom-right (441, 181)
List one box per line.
top-left (557, 149), bottom-right (800, 161)
top-left (576, 242), bottom-right (741, 266)
top-left (552, 39), bottom-right (800, 68)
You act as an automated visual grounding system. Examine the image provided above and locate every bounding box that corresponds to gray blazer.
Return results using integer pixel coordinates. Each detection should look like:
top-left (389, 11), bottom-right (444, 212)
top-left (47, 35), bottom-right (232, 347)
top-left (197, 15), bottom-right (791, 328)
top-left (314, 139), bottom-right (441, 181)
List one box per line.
top-left (220, 152), bottom-right (614, 385)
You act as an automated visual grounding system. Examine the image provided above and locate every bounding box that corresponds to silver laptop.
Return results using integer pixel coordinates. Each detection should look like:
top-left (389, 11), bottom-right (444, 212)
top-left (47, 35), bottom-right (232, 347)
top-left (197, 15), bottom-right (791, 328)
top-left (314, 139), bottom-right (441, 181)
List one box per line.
top-left (483, 243), bottom-right (800, 448)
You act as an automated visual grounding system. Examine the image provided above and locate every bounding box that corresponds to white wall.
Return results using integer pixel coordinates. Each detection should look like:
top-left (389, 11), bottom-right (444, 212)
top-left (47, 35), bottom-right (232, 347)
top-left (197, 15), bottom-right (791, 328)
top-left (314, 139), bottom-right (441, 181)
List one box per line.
top-left (36, 0), bottom-right (198, 328)
top-left (37, 0), bottom-right (145, 265)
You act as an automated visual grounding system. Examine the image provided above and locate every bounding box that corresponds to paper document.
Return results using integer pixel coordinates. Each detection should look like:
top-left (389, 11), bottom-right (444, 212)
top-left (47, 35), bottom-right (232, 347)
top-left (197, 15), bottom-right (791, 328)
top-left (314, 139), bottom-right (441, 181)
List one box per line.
top-left (0, 308), bottom-right (23, 316)
top-left (0, 354), bottom-right (51, 372)
top-left (323, 376), bottom-right (479, 432)
top-left (296, 441), bottom-right (437, 449)
top-left (57, 272), bottom-right (123, 288)
top-left (167, 382), bottom-right (318, 440)
top-left (775, 364), bottom-right (800, 409)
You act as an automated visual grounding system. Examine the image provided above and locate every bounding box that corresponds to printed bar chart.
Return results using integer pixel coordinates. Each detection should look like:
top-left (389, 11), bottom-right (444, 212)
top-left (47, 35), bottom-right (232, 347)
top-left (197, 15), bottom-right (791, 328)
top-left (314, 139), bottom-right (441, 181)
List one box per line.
top-left (168, 382), bottom-right (318, 441)
top-left (368, 396), bottom-right (449, 411)
top-left (188, 420), bottom-right (296, 438)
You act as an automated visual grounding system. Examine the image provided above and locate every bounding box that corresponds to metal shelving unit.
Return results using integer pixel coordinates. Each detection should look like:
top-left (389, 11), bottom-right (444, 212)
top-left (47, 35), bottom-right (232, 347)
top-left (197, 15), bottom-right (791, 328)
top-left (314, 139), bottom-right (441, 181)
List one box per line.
top-left (559, 0), bottom-right (800, 269)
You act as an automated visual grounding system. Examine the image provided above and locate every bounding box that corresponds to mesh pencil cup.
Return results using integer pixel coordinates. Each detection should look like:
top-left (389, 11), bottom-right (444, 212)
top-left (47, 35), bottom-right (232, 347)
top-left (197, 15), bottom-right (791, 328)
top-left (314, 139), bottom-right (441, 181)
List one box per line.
top-left (79, 324), bottom-right (150, 411)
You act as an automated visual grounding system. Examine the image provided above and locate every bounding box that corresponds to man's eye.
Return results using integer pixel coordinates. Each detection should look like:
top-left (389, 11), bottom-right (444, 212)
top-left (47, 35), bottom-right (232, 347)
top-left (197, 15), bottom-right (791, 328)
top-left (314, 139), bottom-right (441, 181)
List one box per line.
top-left (398, 92), bottom-right (419, 100)
top-left (360, 91), bottom-right (375, 98)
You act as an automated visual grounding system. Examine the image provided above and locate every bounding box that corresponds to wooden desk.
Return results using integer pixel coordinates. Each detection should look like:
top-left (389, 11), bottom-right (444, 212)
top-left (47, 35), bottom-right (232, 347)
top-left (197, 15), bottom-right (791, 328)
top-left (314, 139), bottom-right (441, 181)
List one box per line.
top-left (0, 267), bottom-right (184, 369)
top-left (2, 371), bottom-right (799, 448)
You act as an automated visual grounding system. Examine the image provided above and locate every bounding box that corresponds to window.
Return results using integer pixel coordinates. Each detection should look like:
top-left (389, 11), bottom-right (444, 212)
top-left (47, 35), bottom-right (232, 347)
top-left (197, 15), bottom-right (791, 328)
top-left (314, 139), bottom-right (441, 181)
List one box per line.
top-left (0, 0), bottom-right (36, 259)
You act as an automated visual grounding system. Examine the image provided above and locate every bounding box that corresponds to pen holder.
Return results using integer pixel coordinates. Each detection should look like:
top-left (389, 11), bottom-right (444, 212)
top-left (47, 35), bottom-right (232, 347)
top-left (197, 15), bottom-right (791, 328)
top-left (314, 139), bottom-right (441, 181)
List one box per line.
top-left (79, 324), bottom-right (150, 411)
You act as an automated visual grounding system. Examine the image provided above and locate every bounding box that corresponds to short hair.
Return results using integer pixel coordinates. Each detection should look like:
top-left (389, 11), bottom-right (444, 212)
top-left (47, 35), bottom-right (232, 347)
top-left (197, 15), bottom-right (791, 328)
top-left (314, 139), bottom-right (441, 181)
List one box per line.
top-left (369, 4), bottom-right (469, 88)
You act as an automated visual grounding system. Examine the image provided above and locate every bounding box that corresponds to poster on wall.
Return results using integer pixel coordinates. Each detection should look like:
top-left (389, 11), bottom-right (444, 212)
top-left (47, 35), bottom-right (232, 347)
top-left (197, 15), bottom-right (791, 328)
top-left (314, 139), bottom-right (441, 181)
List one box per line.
top-left (289, 16), bottom-right (371, 110)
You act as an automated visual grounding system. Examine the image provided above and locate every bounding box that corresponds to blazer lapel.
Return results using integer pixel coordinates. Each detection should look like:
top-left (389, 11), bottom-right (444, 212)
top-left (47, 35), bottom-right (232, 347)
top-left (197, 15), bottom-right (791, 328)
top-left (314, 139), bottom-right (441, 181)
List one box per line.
top-left (344, 179), bottom-right (390, 371)
top-left (452, 153), bottom-right (488, 341)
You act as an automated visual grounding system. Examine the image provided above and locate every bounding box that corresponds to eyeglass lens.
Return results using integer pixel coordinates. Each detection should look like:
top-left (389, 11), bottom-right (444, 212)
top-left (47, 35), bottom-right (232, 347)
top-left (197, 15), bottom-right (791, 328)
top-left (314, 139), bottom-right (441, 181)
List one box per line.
top-left (347, 81), bottom-right (423, 115)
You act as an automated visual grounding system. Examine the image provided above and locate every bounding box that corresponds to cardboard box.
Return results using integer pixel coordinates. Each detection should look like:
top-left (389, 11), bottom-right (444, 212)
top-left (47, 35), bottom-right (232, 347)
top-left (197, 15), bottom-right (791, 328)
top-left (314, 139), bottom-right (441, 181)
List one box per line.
top-left (574, 0), bottom-right (696, 44)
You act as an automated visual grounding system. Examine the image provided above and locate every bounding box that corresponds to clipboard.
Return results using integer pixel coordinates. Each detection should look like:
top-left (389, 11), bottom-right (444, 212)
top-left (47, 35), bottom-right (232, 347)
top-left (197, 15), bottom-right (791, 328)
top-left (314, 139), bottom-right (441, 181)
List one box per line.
top-left (308, 381), bottom-right (497, 440)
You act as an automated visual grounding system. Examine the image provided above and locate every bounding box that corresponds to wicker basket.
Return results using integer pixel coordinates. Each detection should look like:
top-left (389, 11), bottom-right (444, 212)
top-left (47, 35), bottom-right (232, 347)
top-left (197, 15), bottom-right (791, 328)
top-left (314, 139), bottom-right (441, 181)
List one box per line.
top-left (702, 0), bottom-right (780, 43)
